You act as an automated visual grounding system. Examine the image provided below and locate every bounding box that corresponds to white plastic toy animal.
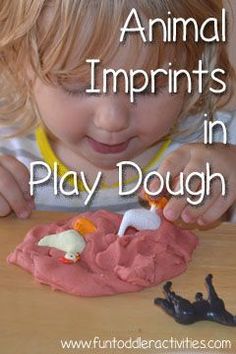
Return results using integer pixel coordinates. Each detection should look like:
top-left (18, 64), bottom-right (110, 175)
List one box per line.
top-left (38, 229), bottom-right (86, 263)
top-left (117, 205), bottom-right (161, 237)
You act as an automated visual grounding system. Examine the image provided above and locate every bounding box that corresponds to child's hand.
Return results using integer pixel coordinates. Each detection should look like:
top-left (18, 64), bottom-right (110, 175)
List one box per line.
top-left (147, 143), bottom-right (236, 225)
top-left (0, 155), bottom-right (34, 218)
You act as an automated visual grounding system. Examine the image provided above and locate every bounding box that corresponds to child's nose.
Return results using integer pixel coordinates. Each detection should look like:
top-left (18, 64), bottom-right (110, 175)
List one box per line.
top-left (93, 97), bottom-right (129, 132)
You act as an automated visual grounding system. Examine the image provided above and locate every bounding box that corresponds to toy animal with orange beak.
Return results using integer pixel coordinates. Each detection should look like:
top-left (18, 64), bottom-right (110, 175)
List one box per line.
top-left (37, 217), bottom-right (97, 264)
top-left (38, 230), bottom-right (86, 264)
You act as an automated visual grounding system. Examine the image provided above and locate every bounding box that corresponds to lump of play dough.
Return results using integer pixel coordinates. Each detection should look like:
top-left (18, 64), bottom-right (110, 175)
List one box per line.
top-left (7, 209), bottom-right (198, 297)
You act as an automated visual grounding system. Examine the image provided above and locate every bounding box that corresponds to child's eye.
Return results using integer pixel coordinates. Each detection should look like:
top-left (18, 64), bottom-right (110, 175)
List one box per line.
top-left (60, 83), bottom-right (166, 98)
top-left (57, 80), bottom-right (90, 97)
top-left (138, 87), bottom-right (152, 96)
top-left (61, 85), bottom-right (102, 98)
top-left (138, 86), bottom-right (166, 97)
top-left (62, 86), bottom-right (88, 97)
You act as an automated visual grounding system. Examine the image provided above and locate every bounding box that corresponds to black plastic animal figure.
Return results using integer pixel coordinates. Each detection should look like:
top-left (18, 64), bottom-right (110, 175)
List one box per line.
top-left (154, 274), bottom-right (236, 326)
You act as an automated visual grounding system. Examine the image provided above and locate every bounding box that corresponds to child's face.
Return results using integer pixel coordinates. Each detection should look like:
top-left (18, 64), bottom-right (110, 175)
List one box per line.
top-left (33, 42), bottom-right (185, 170)
top-left (34, 79), bottom-right (184, 170)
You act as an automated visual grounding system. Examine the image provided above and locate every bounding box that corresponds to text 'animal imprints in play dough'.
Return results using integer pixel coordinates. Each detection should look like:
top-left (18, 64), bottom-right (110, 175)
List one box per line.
top-left (118, 195), bottom-right (168, 237)
top-left (38, 230), bottom-right (86, 264)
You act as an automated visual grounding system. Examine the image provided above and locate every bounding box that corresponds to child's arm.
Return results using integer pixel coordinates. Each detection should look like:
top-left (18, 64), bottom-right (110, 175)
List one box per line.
top-left (150, 143), bottom-right (236, 225)
top-left (0, 155), bottom-right (35, 218)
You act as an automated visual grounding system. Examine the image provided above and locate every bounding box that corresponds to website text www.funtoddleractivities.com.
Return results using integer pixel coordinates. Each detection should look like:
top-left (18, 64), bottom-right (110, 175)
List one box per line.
top-left (60, 336), bottom-right (232, 351)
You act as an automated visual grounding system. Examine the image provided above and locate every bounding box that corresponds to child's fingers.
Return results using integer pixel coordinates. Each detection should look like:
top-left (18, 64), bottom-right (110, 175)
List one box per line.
top-left (138, 149), bottom-right (189, 201)
top-left (181, 179), bottom-right (223, 223)
top-left (157, 149), bottom-right (190, 181)
top-left (0, 155), bottom-right (33, 201)
top-left (0, 166), bottom-right (32, 218)
top-left (197, 193), bottom-right (235, 225)
top-left (0, 194), bottom-right (11, 217)
top-left (141, 148), bottom-right (190, 203)
top-left (163, 161), bottom-right (204, 221)
top-left (196, 176), bottom-right (236, 225)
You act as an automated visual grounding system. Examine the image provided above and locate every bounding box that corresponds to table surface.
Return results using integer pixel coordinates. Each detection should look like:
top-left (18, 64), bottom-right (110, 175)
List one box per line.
top-left (0, 211), bottom-right (235, 354)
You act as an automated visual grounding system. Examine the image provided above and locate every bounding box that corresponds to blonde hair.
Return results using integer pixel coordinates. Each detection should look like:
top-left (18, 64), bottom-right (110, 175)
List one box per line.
top-left (0, 0), bottom-right (234, 138)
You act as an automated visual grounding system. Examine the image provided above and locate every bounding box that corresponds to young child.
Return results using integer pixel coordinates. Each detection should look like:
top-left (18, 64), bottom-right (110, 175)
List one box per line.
top-left (0, 0), bottom-right (235, 226)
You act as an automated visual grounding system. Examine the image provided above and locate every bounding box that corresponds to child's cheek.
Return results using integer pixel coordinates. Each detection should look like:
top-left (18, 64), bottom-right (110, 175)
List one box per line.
top-left (134, 93), bottom-right (184, 140)
top-left (34, 82), bottom-right (92, 140)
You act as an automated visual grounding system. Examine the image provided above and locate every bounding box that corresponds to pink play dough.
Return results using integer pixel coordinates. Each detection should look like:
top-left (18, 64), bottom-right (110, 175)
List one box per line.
top-left (7, 209), bottom-right (198, 297)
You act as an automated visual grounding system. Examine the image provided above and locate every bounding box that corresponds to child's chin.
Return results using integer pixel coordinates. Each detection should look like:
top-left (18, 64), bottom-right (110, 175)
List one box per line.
top-left (83, 152), bottom-right (128, 170)
top-left (88, 157), bottom-right (122, 170)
